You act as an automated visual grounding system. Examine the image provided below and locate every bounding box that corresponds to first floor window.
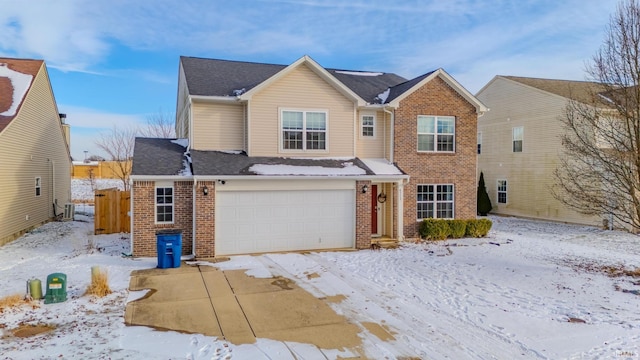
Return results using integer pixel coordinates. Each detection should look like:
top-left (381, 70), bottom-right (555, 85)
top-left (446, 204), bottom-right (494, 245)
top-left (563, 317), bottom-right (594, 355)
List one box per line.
top-left (156, 186), bottom-right (174, 223)
top-left (417, 115), bottom-right (455, 152)
top-left (512, 126), bottom-right (523, 152)
top-left (497, 180), bottom-right (507, 204)
top-left (282, 110), bottom-right (327, 150)
top-left (417, 184), bottom-right (454, 219)
top-left (35, 177), bottom-right (41, 197)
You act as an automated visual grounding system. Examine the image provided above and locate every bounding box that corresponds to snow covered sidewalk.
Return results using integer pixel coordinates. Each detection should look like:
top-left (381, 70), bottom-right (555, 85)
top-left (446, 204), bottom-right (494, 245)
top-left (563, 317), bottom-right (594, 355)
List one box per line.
top-left (1, 214), bottom-right (639, 359)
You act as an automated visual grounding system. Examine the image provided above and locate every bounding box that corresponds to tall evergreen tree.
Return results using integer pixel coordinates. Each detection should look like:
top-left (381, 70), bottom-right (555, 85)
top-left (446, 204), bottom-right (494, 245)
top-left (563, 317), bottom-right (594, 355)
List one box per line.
top-left (477, 172), bottom-right (492, 216)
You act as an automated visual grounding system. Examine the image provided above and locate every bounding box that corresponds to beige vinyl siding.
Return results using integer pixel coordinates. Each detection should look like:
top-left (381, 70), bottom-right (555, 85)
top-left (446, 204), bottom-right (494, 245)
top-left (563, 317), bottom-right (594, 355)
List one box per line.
top-left (0, 66), bottom-right (72, 245)
top-left (191, 101), bottom-right (245, 151)
top-left (477, 77), bottom-right (599, 226)
top-left (175, 64), bottom-right (190, 139)
top-left (356, 110), bottom-right (386, 158)
top-left (249, 64), bottom-right (356, 157)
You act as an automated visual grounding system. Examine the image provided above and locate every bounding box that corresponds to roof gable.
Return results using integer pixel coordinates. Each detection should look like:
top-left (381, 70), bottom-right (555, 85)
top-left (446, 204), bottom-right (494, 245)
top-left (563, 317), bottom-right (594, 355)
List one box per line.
top-left (387, 69), bottom-right (488, 113)
top-left (0, 58), bottom-right (42, 133)
top-left (239, 55), bottom-right (365, 105)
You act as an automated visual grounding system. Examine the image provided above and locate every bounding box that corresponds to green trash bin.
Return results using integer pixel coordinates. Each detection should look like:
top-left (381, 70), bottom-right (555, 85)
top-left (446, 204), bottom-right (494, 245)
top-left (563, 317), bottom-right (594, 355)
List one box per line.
top-left (44, 273), bottom-right (67, 304)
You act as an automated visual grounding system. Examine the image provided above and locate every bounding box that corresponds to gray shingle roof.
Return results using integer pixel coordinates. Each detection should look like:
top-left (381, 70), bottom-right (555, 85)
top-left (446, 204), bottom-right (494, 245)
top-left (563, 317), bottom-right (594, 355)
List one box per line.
top-left (180, 56), bottom-right (418, 104)
top-left (132, 138), bottom-right (187, 176)
top-left (191, 150), bottom-right (378, 176)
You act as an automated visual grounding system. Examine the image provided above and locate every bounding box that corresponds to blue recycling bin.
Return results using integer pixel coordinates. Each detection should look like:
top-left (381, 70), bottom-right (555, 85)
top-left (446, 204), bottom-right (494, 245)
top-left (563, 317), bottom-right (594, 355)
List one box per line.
top-left (156, 230), bottom-right (182, 269)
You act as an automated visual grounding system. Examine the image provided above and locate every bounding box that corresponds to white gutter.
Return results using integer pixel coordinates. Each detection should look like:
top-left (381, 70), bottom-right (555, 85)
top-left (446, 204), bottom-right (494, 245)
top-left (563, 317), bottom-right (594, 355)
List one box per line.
top-left (190, 95), bottom-right (240, 103)
top-left (129, 175), bottom-right (195, 181)
top-left (193, 174), bottom-right (409, 182)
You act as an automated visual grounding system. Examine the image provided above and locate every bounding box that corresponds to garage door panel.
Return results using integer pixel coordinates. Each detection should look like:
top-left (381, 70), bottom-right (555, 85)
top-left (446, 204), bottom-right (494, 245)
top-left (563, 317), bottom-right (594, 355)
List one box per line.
top-left (215, 189), bottom-right (355, 255)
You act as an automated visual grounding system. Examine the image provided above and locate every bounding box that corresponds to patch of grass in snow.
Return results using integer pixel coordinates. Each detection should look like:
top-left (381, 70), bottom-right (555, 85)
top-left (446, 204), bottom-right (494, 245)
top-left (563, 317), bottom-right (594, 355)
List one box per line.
top-left (85, 268), bottom-right (112, 297)
top-left (0, 294), bottom-right (36, 313)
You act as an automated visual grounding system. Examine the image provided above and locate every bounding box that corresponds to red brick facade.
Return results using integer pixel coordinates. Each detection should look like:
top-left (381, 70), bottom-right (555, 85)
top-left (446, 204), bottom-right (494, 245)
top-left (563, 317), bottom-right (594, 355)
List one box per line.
top-left (394, 76), bottom-right (478, 239)
top-left (194, 181), bottom-right (215, 257)
top-left (132, 180), bottom-right (194, 257)
top-left (355, 180), bottom-right (372, 249)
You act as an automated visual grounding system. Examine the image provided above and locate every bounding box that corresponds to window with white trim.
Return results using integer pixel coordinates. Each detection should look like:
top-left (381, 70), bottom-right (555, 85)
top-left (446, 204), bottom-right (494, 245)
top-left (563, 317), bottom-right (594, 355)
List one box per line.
top-left (497, 180), bottom-right (507, 204)
top-left (417, 115), bottom-right (455, 152)
top-left (512, 126), bottom-right (523, 152)
top-left (281, 110), bottom-right (327, 150)
top-left (155, 186), bottom-right (174, 223)
top-left (477, 131), bottom-right (482, 154)
top-left (361, 114), bottom-right (375, 138)
top-left (417, 184), bottom-right (454, 219)
top-left (35, 177), bottom-right (41, 197)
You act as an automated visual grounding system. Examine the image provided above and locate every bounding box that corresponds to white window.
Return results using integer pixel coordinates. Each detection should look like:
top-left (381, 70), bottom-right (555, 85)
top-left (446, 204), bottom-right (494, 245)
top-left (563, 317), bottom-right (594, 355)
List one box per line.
top-left (477, 131), bottom-right (482, 154)
top-left (417, 115), bottom-right (455, 152)
top-left (417, 184), bottom-right (454, 219)
top-left (35, 177), bottom-right (41, 197)
top-left (361, 114), bottom-right (375, 138)
top-left (497, 180), bottom-right (507, 204)
top-left (155, 186), bottom-right (174, 223)
top-left (513, 127), bottom-right (523, 152)
top-left (281, 110), bottom-right (327, 151)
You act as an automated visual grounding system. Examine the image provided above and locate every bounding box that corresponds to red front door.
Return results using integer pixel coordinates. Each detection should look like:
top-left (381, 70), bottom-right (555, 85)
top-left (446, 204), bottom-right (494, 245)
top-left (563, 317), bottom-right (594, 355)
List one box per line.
top-left (371, 184), bottom-right (378, 234)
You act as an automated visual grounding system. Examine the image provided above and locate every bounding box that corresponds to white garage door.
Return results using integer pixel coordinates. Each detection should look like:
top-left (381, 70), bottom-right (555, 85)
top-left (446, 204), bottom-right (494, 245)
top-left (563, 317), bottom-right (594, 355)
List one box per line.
top-left (215, 189), bottom-right (355, 255)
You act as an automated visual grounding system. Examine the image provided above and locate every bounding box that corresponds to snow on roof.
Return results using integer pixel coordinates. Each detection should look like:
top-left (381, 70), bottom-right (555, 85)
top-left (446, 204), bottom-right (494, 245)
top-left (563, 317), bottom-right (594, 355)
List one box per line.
top-left (0, 63), bottom-right (33, 117)
top-left (335, 70), bottom-right (383, 77)
top-left (361, 158), bottom-right (403, 175)
top-left (375, 88), bottom-right (390, 103)
top-left (170, 138), bottom-right (189, 148)
top-left (249, 162), bottom-right (366, 176)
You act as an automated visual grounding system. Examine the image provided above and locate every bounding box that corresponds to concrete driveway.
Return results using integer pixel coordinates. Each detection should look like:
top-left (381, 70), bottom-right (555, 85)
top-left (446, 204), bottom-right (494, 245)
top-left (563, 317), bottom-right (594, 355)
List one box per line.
top-left (124, 263), bottom-right (365, 356)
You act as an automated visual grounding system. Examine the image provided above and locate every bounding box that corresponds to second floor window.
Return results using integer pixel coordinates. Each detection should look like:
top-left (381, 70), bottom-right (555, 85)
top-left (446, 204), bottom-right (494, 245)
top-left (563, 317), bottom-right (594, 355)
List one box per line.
top-left (361, 114), bottom-right (375, 138)
top-left (477, 131), bottom-right (482, 154)
top-left (513, 126), bottom-right (523, 152)
top-left (282, 110), bottom-right (327, 150)
top-left (417, 115), bottom-right (455, 152)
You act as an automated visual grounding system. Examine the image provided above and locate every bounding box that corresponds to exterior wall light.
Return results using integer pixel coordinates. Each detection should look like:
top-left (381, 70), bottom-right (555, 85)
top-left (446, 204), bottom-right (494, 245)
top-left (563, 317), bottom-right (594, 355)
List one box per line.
top-left (362, 184), bottom-right (368, 193)
top-left (203, 185), bottom-right (209, 196)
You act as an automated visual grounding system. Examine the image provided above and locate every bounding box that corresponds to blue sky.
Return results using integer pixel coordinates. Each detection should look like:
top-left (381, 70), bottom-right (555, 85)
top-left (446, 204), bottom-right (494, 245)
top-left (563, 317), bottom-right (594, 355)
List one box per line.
top-left (0, 0), bottom-right (618, 160)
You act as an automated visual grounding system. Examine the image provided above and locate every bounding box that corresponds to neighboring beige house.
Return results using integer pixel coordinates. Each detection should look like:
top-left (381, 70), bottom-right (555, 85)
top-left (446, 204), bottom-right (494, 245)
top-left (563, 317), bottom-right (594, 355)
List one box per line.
top-left (0, 58), bottom-right (72, 246)
top-left (130, 55), bottom-right (486, 258)
top-left (476, 75), bottom-right (604, 226)
top-left (72, 160), bottom-right (132, 179)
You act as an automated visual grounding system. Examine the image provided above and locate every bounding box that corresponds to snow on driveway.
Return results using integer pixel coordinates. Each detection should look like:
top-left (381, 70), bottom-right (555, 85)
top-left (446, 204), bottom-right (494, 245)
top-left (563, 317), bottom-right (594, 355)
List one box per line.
top-left (1, 214), bottom-right (639, 359)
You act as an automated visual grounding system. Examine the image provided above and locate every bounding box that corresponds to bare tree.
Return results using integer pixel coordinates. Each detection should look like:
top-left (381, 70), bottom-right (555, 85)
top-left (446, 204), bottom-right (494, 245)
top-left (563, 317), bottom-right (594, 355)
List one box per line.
top-left (138, 109), bottom-right (176, 138)
top-left (554, 0), bottom-right (640, 231)
top-left (95, 126), bottom-right (136, 191)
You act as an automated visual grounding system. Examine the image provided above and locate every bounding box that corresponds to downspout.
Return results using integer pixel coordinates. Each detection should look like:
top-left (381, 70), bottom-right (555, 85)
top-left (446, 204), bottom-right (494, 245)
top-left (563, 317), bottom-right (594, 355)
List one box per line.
top-left (192, 178), bottom-right (197, 258)
top-left (52, 159), bottom-right (56, 217)
top-left (129, 178), bottom-right (134, 255)
top-left (383, 107), bottom-right (394, 162)
top-left (353, 107), bottom-right (357, 157)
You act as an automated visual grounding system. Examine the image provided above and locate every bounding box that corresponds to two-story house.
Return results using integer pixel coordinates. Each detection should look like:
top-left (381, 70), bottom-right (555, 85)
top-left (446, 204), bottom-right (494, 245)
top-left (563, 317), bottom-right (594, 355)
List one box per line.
top-left (476, 75), bottom-right (606, 226)
top-left (0, 58), bottom-right (72, 246)
top-left (130, 55), bottom-right (486, 258)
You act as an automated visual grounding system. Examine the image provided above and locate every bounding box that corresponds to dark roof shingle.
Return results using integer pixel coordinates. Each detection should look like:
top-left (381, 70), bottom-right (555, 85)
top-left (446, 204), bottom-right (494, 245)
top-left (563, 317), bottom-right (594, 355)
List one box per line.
top-left (132, 138), bottom-right (188, 176)
top-left (180, 56), bottom-right (414, 104)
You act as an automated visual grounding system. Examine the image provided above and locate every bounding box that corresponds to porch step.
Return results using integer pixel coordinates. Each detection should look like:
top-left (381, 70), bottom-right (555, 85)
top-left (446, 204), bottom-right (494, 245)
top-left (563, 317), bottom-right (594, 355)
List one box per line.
top-left (370, 238), bottom-right (399, 249)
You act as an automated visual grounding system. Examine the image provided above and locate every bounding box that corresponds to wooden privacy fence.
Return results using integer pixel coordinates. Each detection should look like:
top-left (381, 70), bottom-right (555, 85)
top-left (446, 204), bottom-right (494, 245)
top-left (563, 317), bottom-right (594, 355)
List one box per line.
top-left (95, 188), bottom-right (130, 234)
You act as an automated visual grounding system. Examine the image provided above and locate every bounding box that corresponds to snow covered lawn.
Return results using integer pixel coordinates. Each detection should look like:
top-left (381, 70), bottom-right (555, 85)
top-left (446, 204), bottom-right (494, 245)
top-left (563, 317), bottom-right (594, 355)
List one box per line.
top-left (1, 214), bottom-right (639, 359)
